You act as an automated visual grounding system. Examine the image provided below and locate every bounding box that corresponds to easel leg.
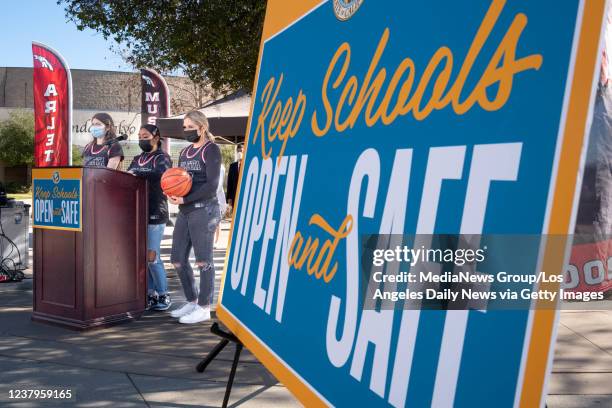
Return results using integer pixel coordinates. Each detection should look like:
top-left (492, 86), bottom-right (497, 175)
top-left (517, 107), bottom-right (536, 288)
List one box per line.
top-left (196, 323), bottom-right (245, 407)
top-left (222, 343), bottom-right (243, 408)
top-left (196, 338), bottom-right (230, 372)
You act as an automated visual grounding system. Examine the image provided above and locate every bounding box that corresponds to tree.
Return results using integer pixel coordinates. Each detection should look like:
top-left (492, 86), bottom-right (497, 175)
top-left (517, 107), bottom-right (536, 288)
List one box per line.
top-left (219, 144), bottom-right (236, 187)
top-left (168, 78), bottom-right (221, 113)
top-left (59, 0), bottom-right (267, 93)
top-left (72, 145), bottom-right (83, 166)
top-left (0, 111), bottom-right (34, 166)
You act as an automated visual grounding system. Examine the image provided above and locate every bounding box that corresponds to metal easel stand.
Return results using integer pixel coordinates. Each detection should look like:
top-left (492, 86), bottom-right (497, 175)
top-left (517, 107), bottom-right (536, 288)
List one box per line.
top-left (196, 322), bottom-right (244, 408)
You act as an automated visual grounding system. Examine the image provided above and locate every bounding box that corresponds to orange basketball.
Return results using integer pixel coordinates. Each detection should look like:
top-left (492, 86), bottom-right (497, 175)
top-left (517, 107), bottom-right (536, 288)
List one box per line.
top-left (161, 167), bottom-right (192, 197)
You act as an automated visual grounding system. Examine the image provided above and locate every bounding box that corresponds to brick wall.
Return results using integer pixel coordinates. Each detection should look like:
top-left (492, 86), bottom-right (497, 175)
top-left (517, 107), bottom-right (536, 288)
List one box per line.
top-left (0, 67), bottom-right (212, 114)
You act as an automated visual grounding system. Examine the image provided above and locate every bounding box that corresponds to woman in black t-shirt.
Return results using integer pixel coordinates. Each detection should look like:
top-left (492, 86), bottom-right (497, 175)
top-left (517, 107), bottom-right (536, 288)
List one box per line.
top-left (82, 112), bottom-right (124, 169)
top-left (167, 110), bottom-right (222, 324)
top-left (128, 124), bottom-right (173, 312)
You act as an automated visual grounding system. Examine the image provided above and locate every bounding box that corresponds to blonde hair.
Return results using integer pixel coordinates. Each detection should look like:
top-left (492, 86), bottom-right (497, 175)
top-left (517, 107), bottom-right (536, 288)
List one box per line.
top-left (184, 110), bottom-right (215, 143)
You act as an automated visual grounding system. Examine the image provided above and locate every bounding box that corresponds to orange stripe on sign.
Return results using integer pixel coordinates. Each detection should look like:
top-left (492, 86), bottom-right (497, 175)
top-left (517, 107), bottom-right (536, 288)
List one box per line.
top-left (216, 306), bottom-right (328, 407)
top-left (262, 0), bottom-right (327, 42)
top-left (519, 1), bottom-right (607, 407)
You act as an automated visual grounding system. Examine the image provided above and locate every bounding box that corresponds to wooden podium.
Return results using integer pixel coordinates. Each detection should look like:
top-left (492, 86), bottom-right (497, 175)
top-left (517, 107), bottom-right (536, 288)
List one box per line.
top-left (31, 167), bottom-right (148, 330)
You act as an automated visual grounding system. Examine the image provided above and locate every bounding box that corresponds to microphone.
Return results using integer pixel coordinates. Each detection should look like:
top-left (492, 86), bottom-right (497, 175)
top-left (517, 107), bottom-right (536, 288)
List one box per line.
top-left (103, 134), bottom-right (128, 146)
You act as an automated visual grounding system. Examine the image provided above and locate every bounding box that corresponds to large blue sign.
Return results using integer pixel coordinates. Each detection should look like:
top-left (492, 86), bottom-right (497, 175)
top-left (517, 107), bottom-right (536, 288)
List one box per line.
top-left (218, 1), bottom-right (606, 406)
top-left (32, 168), bottom-right (82, 231)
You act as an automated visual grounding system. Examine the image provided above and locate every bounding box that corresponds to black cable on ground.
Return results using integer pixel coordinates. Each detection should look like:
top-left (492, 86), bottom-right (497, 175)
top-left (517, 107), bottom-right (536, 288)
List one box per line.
top-left (0, 204), bottom-right (26, 282)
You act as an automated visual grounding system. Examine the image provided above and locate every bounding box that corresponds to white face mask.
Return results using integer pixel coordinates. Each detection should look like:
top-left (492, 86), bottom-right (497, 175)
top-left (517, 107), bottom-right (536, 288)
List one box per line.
top-left (236, 152), bottom-right (243, 161)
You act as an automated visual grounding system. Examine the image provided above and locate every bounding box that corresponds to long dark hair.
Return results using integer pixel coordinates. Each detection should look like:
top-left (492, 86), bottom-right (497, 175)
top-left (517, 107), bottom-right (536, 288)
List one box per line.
top-left (92, 112), bottom-right (116, 142)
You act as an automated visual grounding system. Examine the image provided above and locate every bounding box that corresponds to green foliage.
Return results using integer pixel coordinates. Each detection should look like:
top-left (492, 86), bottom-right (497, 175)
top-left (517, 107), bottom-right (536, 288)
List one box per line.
top-left (0, 111), bottom-right (35, 166)
top-left (59, 0), bottom-right (267, 92)
top-left (71, 145), bottom-right (83, 166)
top-left (4, 181), bottom-right (31, 194)
top-left (219, 144), bottom-right (237, 188)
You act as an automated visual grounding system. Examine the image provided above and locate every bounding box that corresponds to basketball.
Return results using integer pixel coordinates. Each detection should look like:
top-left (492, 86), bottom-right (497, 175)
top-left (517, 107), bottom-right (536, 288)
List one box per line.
top-left (161, 167), bottom-right (192, 197)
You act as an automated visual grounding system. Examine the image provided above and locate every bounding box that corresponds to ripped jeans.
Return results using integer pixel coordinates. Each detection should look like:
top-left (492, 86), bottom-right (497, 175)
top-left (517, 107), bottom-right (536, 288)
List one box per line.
top-left (171, 199), bottom-right (220, 306)
top-left (147, 223), bottom-right (168, 296)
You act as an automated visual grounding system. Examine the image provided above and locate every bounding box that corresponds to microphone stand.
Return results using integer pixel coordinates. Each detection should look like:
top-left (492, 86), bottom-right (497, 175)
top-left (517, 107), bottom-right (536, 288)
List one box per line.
top-left (103, 134), bottom-right (128, 147)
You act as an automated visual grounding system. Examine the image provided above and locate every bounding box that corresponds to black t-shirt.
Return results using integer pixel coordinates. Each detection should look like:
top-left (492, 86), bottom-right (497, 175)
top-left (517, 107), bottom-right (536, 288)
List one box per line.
top-left (178, 141), bottom-right (222, 213)
top-left (127, 149), bottom-right (172, 224)
top-left (82, 141), bottom-right (124, 168)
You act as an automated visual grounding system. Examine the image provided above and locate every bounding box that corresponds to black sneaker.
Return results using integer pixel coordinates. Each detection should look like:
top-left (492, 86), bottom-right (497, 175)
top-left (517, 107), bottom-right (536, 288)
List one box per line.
top-left (146, 294), bottom-right (158, 310)
top-left (154, 294), bottom-right (172, 311)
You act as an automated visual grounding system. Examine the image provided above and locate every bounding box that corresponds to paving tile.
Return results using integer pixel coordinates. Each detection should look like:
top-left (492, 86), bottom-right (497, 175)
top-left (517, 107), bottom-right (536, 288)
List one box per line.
top-left (552, 323), bottom-right (612, 371)
top-left (0, 334), bottom-right (276, 385)
top-left (0, 355), bottom-right (146, 407)
top-left (548, 372), bottom-right (612, 395)
top-left (131, 374), bottom-right (301, 408)
top-left (559, 311), bottom-right (612, 356)
top-left (546, 395), bottom-right (612, 408)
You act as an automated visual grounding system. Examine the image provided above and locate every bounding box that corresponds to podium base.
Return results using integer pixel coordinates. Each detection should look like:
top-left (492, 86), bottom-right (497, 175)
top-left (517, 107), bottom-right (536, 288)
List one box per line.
top-left (31, 310), bottom-right (143, 331)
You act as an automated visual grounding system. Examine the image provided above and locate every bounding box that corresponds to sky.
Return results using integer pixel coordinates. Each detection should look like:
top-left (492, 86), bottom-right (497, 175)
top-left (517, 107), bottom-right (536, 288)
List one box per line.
top-left (0, 1), bottom-right (133, 72)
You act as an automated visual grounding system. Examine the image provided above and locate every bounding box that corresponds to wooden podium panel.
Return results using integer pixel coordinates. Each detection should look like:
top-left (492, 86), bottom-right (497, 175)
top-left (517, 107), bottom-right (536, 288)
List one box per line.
top-left (36, 229), bottom-right (81, 319)
top-left (32, 167), bottom-right (147, 330)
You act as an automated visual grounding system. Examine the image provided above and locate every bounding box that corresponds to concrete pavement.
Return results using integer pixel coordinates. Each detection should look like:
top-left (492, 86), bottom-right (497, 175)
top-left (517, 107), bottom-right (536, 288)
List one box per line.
top-left (0, 219), bottom-right (300, 407)
top-left (548, 311), bottom-right (612, 407)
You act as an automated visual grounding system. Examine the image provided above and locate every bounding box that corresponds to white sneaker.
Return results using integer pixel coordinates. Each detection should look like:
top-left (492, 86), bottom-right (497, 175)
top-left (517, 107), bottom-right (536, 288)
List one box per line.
top-left (170, 302), bottom-right (197, 318)
top-left (179, 305), bottom-right (211, 324)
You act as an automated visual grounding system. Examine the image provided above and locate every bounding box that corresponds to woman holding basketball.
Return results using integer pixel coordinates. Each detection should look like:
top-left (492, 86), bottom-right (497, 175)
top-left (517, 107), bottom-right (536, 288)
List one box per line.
top-left (127, 124), bottom-right (173, 312)
top-left (166, 110), bottom-right (222, 324)
top-left (82, 112), bottom-right (124, 169)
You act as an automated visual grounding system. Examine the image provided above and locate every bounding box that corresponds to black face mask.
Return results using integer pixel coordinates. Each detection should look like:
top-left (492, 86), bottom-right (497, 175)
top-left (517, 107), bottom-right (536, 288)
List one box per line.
top-left (184, 129), bottom-right (200, 143)
top-left (139, 139), bottom-right (154, 152)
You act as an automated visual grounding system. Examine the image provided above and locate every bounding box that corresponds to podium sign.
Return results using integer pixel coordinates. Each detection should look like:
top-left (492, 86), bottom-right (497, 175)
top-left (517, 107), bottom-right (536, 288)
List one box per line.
top-left (218, 1), bottom-right (607, 406)
top-left (32, 168), bottom-right (82, 231)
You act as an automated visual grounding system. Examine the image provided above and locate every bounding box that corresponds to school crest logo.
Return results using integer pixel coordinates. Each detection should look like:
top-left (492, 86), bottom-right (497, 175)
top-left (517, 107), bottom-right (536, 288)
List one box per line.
top-left (333, 0), bottom-right (364, 21)
top-left (52, 171), bottom-right (60, 184)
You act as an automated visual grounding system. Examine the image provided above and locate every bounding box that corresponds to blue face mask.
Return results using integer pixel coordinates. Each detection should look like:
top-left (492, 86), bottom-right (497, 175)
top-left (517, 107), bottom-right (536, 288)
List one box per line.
top-left (90, 125), bottom-right (106, 139)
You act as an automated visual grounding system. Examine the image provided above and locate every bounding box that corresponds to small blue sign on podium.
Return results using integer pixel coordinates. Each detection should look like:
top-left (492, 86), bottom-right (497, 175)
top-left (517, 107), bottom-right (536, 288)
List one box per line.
top-left (32, 168), bottom-right (82, 231)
